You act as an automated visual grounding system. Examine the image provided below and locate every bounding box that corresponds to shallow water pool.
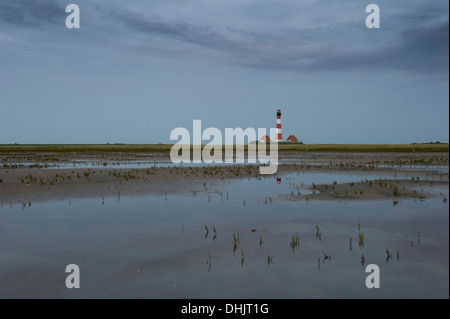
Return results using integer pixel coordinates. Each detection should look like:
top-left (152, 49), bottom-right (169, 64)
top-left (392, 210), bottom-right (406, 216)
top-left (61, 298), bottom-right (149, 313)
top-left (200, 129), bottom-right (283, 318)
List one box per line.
top-left (0, 172), bottom-right (448, 298)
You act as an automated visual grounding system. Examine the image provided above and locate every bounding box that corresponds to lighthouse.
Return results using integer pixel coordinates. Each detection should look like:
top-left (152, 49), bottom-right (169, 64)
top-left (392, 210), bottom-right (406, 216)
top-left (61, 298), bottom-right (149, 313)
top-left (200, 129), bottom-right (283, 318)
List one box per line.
top-left (276, 109), bottom-right (282, 143)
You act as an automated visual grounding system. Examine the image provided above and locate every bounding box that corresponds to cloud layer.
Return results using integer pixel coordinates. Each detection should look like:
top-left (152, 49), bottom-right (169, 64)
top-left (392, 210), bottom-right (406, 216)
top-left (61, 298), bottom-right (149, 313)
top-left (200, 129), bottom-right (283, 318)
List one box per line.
top-left (1, 0), bottom-right (448, 75)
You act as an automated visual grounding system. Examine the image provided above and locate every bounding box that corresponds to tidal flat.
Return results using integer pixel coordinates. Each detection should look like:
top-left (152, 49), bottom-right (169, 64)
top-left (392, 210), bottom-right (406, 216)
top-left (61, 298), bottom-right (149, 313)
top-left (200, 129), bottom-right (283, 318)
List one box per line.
top-left (0, 149), bottom-right (448, 298)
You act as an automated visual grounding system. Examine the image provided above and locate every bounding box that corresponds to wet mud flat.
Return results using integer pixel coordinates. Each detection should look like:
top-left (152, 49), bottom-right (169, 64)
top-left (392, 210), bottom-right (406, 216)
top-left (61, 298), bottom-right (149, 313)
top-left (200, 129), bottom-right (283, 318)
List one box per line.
top-left (0, 151), bottom-right (448, 298)
top-left (0, 151), bottom-right (448, 205)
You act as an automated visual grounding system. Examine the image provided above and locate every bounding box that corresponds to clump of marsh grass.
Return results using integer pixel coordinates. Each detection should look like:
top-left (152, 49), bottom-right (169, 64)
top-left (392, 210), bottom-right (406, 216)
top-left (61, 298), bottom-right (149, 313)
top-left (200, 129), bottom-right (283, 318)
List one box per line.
top-left (267, 254), bottom-right (273, 266)
top-left (206, 252), bottom-right (212, 272)
top-left (393, 186), bottom-right (399, 197)
top-left (315, 224), bottom-right (322, 241)
top-left (233, 229), bottom-right (240, 254)
top-left (290, 233), bottom-right (300, 251)
top-left (204, 225), bottom-right (209, 239)
top-left (386, 247), bottom-right (393, 263)
top-left (358, 232), bottom-right (364, 248)
top-left (322, 251), bottom-right (331, 264)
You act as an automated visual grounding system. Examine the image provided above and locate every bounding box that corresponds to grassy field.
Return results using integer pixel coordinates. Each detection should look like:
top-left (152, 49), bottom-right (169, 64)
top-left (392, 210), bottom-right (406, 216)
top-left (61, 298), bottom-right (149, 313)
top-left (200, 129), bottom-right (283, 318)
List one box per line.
top-left (0, 144), bottom-right (173, 153)
top-left (0, 143), bottom-right (448, 153)
top-left (275, 143), bottom-right (449, 153)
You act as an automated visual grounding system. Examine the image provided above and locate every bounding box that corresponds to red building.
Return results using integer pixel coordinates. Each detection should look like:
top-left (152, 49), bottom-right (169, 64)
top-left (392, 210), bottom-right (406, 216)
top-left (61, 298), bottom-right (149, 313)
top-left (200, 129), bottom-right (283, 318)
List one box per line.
top-left (259, 134), bottom-right (271, 142)
top-left (287, 135), bottom-right (298, 143)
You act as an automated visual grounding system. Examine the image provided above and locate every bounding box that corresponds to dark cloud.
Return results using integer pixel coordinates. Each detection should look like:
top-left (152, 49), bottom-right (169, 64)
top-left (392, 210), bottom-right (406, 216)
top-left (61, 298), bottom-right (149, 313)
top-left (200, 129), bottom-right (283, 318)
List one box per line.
top-left (253, 21), bottom-right (449, 74)
top-left (0, 0), bottom-right (64, 26)
top-left (2, 1), bottom-right (448, 75)
top-left (114, 9), bottom-right (448, 75)
top-left (386, 21), bottom-right (449, 73)
top-left (392, 4), bottom-right (448, 26)
top-left (113, 11), bottom-right (249, 53)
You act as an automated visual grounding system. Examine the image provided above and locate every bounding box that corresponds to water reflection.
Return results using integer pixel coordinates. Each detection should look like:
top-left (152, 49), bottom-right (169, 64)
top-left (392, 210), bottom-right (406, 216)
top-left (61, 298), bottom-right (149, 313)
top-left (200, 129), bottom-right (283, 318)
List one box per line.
top-left (267, 254), bottom-right (273, 266)
top-left (322, 251), bottom-right (331, 264)
top-left (386, 248), bottom-right (393, 264)
top-left (0, 172), bottom-right (448, 298)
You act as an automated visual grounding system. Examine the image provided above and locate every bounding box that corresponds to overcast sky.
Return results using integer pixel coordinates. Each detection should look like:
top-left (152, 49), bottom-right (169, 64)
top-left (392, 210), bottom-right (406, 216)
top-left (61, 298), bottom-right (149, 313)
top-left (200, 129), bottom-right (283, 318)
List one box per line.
top-left (0, 0), bottom-right (448, 144)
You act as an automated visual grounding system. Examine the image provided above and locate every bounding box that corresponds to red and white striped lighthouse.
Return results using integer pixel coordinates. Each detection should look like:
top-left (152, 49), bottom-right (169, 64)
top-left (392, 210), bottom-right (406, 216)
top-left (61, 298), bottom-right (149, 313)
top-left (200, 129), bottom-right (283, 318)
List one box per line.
top-left (276, 109), bottom-right (282, 143)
